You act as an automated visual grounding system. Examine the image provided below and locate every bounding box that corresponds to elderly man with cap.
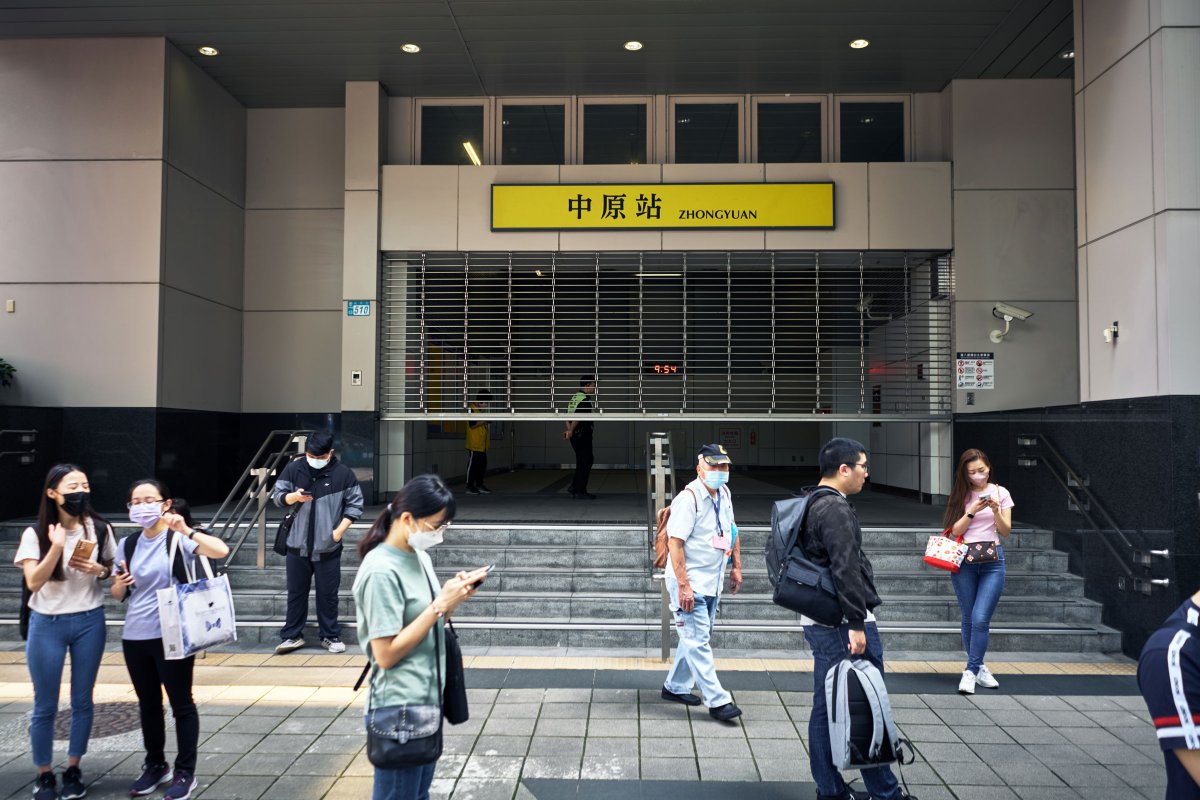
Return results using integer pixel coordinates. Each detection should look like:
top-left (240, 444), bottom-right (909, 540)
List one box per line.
top-left (661, 443), bottom-right (743, 721)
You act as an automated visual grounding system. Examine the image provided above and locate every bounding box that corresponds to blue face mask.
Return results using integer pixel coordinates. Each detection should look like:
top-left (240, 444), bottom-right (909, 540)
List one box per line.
top-left (703, 470), bottom-right (729, 490)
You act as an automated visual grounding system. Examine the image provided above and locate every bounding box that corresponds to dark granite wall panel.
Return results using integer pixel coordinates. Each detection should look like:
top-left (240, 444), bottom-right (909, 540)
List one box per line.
top-left (62, 407), bottom-right (157, 514)
top-left (155, 409), bottom-right (242, 509)
top-left (954, 396), bottom-right (1198, 656)
top-left (0, 406), bottom-right (64, 521)
top-left (340, 410), bottom-right (376, 504)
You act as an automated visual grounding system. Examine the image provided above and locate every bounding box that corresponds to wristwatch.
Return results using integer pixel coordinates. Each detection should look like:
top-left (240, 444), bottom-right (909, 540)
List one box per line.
top-left (99, 566), bottom-right (111, 580)
top-left (966, 512), bottom-right (975, 519)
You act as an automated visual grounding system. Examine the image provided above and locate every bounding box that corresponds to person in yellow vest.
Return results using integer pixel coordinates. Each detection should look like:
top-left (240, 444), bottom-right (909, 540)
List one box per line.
top-left (465, 390), bottom-right (492, 495)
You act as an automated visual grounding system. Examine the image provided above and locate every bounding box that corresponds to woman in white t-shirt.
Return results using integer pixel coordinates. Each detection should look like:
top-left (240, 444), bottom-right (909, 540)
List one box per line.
top-left (14, 464), bottom-right (116, 800)
top-left (943, 448), bottom-right (1014, 695)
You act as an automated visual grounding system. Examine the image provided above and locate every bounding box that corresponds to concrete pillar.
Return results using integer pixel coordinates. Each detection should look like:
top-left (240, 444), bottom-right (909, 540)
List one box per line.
top-left (342, 81), bottom-right (388, 496)
top-left (1075, 0), bottom-right (1200, 400)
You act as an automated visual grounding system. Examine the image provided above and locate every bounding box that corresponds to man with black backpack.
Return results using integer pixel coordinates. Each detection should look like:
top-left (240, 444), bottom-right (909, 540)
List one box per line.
top-left (801, 438), bottom-right (914, 800)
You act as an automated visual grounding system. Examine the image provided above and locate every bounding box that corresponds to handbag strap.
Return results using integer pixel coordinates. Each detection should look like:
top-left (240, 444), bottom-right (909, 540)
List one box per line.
top-left (363, 562), bottom-right (444, 714)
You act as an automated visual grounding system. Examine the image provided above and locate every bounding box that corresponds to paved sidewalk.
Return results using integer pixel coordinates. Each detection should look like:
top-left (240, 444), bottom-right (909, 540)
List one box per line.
top-left (0, 654), bottom-right (1165, 800)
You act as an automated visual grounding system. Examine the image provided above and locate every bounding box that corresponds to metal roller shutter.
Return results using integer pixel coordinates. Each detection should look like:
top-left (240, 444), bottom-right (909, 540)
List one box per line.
top-left (379, 251), bottom-right (952, 421)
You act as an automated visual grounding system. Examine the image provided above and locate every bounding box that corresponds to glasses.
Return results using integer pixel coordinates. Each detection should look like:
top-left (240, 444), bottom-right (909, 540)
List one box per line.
top-left (846, 461), bottom-right (869, 472)
top-left (127, 498), bottom-right (164, 509)
top-left (425, 520), bottom-right (451, 535)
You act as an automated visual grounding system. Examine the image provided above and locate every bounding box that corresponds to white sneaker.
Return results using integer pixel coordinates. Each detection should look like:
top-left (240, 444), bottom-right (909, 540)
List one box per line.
top-left (275, 637), bottom-right (304, 654)
top-left (976, 664), bottom-right (1000, 689)
top-left (958, 669), bottom-right (976, 695)
top-left (321, 637), bottom-right (347, 654)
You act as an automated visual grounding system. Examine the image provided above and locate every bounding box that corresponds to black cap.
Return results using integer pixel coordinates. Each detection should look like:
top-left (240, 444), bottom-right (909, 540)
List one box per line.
top-left (698, 443), bottom-right (732, 465)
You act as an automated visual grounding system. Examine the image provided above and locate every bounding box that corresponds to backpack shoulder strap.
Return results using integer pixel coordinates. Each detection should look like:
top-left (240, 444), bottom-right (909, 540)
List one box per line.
top-left (794, 486), bottom-right (841, 554)
top-left (123, 534), bottom-right (137, 569)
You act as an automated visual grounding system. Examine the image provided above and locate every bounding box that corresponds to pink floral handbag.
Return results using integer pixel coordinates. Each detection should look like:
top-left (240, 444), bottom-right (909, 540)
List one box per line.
top-left (924, 529), bottom-right (968, 573)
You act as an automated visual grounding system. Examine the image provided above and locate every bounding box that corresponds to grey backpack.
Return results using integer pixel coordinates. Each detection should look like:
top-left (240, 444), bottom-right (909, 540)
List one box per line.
top-left (825, 657), bottom-right (913, 771)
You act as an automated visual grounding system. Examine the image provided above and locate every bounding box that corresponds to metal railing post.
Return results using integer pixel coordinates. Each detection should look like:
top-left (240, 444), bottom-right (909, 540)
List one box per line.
top-left (647, 431), bottom-right (674, 661)
top-left (250, 468), bottom-right (273, 569)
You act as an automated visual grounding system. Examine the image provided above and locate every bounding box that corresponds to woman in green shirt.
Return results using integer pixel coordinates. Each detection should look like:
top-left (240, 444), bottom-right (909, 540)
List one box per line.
top-left (353, 474), bottom-right (486, 800)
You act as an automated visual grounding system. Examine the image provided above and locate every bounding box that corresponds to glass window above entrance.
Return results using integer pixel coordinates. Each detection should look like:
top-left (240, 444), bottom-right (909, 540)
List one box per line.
top-left (674, 103), bottom-right (740, 163)
top-left (500, 104), bottom-right (565, 165)
top-left (757, 102), bottom-right (822, 163)
top-left (839, 101), bottom-right (905, 162)
top-left (582, 103), bottom-right (648, 165)
top-left (420, 105), bottom-right (485, 165)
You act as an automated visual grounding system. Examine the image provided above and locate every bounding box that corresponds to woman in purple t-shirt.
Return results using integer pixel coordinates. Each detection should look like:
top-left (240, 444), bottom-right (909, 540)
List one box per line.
top-left (943, 448), bottom-right (1014, 695)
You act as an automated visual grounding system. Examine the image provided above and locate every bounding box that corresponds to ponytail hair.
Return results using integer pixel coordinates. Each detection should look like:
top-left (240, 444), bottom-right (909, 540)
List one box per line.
top-left (359, 474), bottom-right (457, 557)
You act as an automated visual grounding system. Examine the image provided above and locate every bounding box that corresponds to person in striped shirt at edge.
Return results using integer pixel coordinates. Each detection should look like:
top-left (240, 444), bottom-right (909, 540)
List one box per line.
top-left (1139, 587), bottom-right (1200, 798)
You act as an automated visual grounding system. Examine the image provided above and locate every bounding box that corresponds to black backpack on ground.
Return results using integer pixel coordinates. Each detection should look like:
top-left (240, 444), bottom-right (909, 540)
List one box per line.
top-left (764, 486), bottom-right (844, 625)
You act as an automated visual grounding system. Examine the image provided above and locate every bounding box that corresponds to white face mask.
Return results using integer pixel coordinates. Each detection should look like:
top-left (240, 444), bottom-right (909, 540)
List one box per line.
top-left (408, 528), bottom-right (444, 551)
top-left (307, 456), bottom-right (330, 470)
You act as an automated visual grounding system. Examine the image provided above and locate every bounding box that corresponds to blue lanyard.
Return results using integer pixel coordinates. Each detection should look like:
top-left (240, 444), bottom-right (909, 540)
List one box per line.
top-left (710, 492), bottom-right (724, 537)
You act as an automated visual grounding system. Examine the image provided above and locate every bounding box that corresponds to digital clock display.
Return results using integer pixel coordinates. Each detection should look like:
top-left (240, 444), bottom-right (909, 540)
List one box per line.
top-left (647, 362), bottom-right (682, 375)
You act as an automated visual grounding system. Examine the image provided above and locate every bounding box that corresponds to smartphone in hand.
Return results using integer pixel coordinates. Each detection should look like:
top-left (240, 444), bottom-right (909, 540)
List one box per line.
top-left (471, 563), bottom-right (497, 588)
top-left (72, 539), bottom-right (96, 563)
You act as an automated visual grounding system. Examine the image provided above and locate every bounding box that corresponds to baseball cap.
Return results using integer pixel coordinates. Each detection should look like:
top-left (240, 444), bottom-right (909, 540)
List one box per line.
top-left (698, 444), bottom-right (732, 465)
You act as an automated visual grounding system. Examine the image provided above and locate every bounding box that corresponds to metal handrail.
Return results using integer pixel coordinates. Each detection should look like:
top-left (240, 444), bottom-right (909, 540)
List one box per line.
top-left (1020, 432), bottom-right (1166, 582)
top-left (207, 430), bottom-right (311, 567)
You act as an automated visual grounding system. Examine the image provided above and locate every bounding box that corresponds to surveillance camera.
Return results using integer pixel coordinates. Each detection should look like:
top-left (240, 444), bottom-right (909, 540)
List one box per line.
top-left (992, 302), bottom-right (1033, 322)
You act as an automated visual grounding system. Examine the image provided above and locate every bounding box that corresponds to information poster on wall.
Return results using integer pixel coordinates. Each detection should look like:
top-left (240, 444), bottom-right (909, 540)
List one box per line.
top-left (955, 352), bottom-right (995, 390)
top-left (718, 428), bottom-right (742, 449)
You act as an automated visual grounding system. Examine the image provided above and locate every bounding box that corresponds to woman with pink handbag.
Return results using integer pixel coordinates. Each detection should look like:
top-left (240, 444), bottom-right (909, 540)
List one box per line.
top-left (942, 449), bottom-right (1014, 695)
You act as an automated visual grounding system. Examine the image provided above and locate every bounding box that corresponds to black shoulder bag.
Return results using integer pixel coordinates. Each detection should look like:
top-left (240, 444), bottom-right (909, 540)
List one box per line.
top-left (364, 609), bottom-right (444, 768)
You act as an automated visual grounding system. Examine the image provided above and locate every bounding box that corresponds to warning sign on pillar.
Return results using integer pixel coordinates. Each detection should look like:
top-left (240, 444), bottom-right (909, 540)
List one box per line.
top-left (955, 352), bottom-right (995, 390)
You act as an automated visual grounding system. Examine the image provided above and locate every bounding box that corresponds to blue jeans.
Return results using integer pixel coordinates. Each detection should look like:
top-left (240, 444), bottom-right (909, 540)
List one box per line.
top-left (951, 547), bottom-right (1006, 673)
top-left (26, 606), bottom-right (107, 767)
top-left (372, 760), bottom-right (436, 800)
top-left (804, 622), bottom-right (901, 800)
top-left (664, 593), bottom-right (732, 708)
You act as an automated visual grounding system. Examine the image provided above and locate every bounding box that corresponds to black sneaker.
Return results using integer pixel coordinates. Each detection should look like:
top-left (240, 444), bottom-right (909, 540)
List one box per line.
top-left (708, 702), bottom-right (743, 721)
top-left (478, 485), bottom-right (493, 494)
top-left (162, 771), bottom-right (197, 800)
top-left (815, 788), bottom-right (870, 800)
top-left (661, 687), bottom-right (702, 706)
top-left (32, 772), bottom-right (56, 800)
top-left (128, 762), bottom-right (172, 797)
top-left (61, 766), bottom-right (86, 800)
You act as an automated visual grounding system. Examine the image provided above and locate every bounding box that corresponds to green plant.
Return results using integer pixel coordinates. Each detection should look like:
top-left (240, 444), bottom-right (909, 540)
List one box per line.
top-left (0, 358), bottom-right (15, 387)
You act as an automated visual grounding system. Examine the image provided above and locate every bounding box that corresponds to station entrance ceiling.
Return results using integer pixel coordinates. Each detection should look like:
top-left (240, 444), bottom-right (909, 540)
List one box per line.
top-left (0, 0), bottom-right (1074, 106)
top-left (379, 250), bottom-right (953, 422)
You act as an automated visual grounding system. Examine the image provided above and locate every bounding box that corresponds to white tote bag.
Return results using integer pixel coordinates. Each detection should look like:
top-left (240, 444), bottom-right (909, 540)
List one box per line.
top-left (157, 533), bottom-right (237, 660)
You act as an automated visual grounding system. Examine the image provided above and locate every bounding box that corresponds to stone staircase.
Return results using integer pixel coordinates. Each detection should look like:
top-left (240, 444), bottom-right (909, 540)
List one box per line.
top-left (0, 522), bottom-right (1122, 654)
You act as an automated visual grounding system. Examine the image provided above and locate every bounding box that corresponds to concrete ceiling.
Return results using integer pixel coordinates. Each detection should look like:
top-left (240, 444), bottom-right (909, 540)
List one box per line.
top-left (0, 0), bottom-right (1075, 107)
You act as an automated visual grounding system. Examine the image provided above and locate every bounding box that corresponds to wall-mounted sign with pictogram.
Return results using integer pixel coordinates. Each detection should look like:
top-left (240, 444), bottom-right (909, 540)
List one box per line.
top-left (955, 352), bottom-right (995, 390)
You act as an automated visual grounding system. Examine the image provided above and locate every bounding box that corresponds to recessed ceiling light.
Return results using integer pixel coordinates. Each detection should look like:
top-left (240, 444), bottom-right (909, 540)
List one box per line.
top-left (197, 46), bottom-right (219, 57)
top-left (624, 41), bottom-right (643, 51)
top-left (849, 39), bottom-right (870, 49)
top-left (402, 43), bottom-right (421, 54)
top-left (1060, 49), bottom-right (1075, 59)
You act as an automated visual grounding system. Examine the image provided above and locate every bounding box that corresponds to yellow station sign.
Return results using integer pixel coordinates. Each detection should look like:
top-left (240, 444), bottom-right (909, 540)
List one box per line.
top-left (491, 183), bottom-right (834, 231)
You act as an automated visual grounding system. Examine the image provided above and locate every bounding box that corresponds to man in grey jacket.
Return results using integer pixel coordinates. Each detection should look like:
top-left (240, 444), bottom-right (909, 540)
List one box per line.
top-left (272, 430), bottom-right (364, 654)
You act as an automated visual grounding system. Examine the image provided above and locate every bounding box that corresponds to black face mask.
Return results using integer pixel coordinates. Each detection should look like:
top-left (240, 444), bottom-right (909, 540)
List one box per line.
top-left (60, 491), bottom-right (89, 518)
